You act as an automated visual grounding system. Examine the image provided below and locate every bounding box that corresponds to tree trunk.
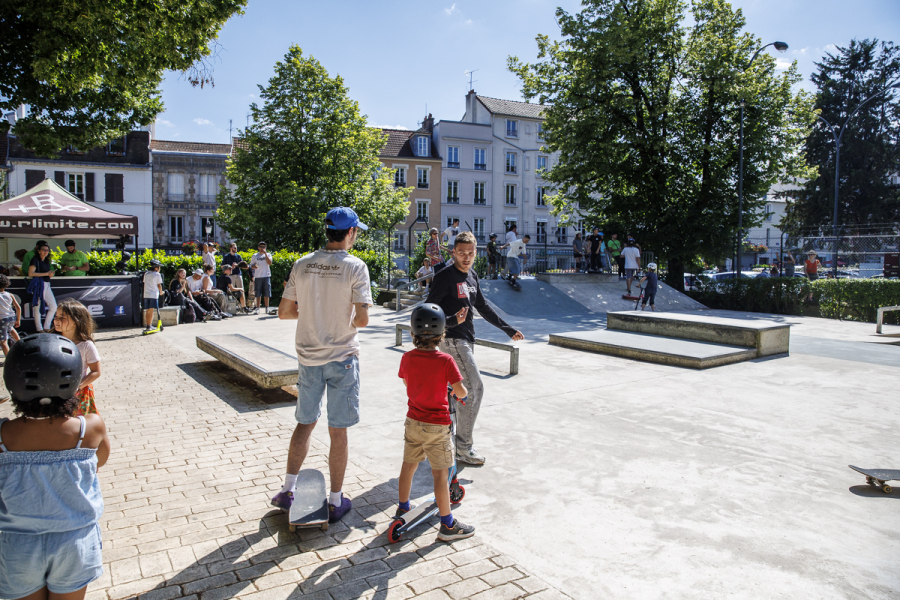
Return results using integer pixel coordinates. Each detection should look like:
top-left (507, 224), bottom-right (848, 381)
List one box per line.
top-left (665, 256), bottom-right (685, 291)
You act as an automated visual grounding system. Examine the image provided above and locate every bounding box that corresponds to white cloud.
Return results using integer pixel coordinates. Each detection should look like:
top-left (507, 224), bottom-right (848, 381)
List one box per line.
top-left (444, 3), bottom-right (457, 15)
top-left (372, 124), bottom-right (411, 130)
top-left (156, 119), bottom-right (174, 128)
top-left (792, 47), bottom-right (808, 56)
top-left (775, 58), bottom-right (792, 70)
top-left (465, 19), bottom-right (472, 25)
top-left (193, 118), bottom-right (213, 126)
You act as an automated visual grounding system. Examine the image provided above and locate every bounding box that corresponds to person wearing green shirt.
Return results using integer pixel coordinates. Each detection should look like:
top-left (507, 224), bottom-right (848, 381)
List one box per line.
top-left (58, 240), bottom-right (90, 276)
top-left (606, 234), bottom-right (623, 277)
top-left (20, 240), bottom-right (45, 278)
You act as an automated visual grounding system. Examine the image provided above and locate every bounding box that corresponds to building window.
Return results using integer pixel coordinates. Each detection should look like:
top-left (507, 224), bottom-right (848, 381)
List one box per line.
top-left (505, 184), bottom-right (516, 206)
top-left (107, 137), bottom-right (126, 156)
top-left (169, 216), bottom-right (184, 243)
top-left (67, 173), bottom-right (84, 201)
top-left (576, 219), bottom-right (585, 236)
top-left (473, 218), bottom-right (485, 242)
top-left (417, 168), bottom-right (429, 189)
top-left (556, 224), bottom-right (568, 244)
top-left (447, 146), bottom-right (459, 168)
top-left (506, 120), bottom-right (518, 137)
top-left (395, 167), bottom-right (406, 186)
top-left (536, 221), bottom-right (547, 243)
top-left (167, 173), bottom-right (185, 201)
top-left (537, 155), bottom-right (547, 174)
top-left (474, 148), bottom-right (486, 170)
top-left (417, 136), bottom-right (429, 157)
top-left (416, 201), bottom-right (428, 220)
top-left (537, 122), bottom-right (544, 140)
top-left (446, 180), bottom-right (459, 203)
top-left (105, 174), bottom-right (124, 202)
top-left (474, 182), bottom-right (486, 205)
top-left (504, 218), bottom-right (517, 234)
top-left (446, 216), bottom-right (459, 231)
top-left (536, 186), bottom-right (546, 207)
top-left (393, 232), bottom-right (406, 250)
top-left (198, 174), bottom-right (218, 202)
top-left (506, 152), bottom-right (517, 174)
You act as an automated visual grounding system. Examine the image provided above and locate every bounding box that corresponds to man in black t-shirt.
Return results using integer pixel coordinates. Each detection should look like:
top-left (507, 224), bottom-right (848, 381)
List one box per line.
top-left (587, 228), bottom-right (603, 273)
top-left (425, 231), bottom-right (524, 465)
top-left (217, 264), bottom-right (246, 310)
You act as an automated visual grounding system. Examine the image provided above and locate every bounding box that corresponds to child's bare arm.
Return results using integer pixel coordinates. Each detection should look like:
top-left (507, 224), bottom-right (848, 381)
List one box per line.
top-left (87, 415), bottom-right (111, 468)
top-left (12, 296), bottom-right (21, 324)
top-left (451, 380), bottom-right (467, 399)
top-left (402, 378), bottom-right (407, 387)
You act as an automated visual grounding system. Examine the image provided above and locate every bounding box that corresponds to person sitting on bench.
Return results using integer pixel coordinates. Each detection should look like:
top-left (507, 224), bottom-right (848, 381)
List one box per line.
top-left (217, 264), bottom-right (247, 311)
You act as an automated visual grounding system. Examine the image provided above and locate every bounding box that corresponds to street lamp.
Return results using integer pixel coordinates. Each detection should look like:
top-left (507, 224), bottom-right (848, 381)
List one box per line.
top-left (737, 41), bottom-right (788, 278)
top-left (204, 222), bottom-right (212, 244)
top-left (155, 219), bottom-right (163, 244)
top-left (817, 81), bottom-right (900, 278)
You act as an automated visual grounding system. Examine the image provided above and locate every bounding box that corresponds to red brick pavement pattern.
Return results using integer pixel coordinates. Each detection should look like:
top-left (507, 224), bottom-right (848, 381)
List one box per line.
top-left (1, 330), bottom-right (570, 600)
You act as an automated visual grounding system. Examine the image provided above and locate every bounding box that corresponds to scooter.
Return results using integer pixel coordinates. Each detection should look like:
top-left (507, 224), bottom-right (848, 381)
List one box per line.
top-left (387, 389), bottom-right (466, 543)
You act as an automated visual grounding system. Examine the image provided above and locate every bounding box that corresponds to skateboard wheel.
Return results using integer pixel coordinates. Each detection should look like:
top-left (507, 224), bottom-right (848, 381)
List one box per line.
top-left (884, 485), bottom-right (893, 494)
top-left (866, 476), bottom-right (875, 485)
top-left (387, 519), bottom-right (404, 543)
top-left (321, 523), bottom-right (329, 531)
top-left (289, 524), bottom-right (296, 533)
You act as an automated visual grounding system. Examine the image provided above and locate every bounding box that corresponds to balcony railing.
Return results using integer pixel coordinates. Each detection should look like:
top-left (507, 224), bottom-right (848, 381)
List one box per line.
top-left (474, 198), bottom-right (486, 205)
top-left (446, 197), bottom-right (459, 204)
top-left (395, 180), bottom-right (406, 187)
top-left (417, 182), bottom-right (428, 189)
top-left (474, 163), bottom-right (486, 170)
top-left (167, 194), bottom-right (185, 203)
top-left (505, 199), bottom-right (517, 206)
top-left (447, 162), bottom-right (459, 169)
top-left (507, 128), bottom-right (518, 137)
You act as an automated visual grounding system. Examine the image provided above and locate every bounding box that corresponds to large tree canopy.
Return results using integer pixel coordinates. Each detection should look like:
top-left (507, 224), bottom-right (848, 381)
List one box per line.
top-left (509, 0), bottom-right (814, 284)
top-left (782, 39), bottom-right (900, 236)
top-left (218, 46), bottom-right (409, 252)
top-left (0, 0), bottom-right (246, 156)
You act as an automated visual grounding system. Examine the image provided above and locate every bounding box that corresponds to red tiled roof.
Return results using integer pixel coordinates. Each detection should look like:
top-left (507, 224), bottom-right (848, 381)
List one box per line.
top-left (150, 139), bottom-right (232, 155)
top-left (477, 95), bottom-right (548, 119)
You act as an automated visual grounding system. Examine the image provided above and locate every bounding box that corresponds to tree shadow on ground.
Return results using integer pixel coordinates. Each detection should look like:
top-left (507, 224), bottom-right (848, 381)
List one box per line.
top-left (176, 361), bottom-right (297, 413)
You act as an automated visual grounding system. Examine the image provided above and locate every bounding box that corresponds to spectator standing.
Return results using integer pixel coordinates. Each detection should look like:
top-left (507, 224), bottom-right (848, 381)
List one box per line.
top-left (20, 240), bottom-right (45, 278)
top-left (142, 260), bottom-right (164, 331)
top-left (622, 239), bottom-right (642, 295)
top-left (426, 228), bottom-right (446, 273)
top-left (607, 233), bottom-right (623, 278)
top-left (273, 207), bottom-right (372, 523)
top-left (27, 242), bottom-right (57, 332)
top-left (572, 232), bottom-right (584, 273)
top-left (486, 234), bottom-right (502, 279)
top-left (783, 252), bottom-right (796, 277)
top-left (586, 228), bottom-right (603, 273)
top-left (54, 299), bottom-right (102, 416)
top-left (222, 243), bottom-right (241, 269)
top-left (250, 242), bottom-right (274, 315)
top-left (416, 258), bottom-right (434, 289)
top-left (0, 275), bottom-right (21, 357)
top-left (442, 219), bottom-right (461, 249)
top-left (804, 251), bottom-right (821, 281)
top-left (425, 231), bottom-right (524, 465)
top-left (201, 242), bottom-right (217, 286)
top-left (58, 240), bottom-right (90, 276)
top-left (600, 233), bottom-right (610, 272)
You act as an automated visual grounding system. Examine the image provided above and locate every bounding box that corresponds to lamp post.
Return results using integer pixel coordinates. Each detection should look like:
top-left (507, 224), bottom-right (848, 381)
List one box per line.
top-left (737, 41), bottom-right (789, 278)
top-left (155, 219), bottom-right (163, 248)
top-left (816, 81), bottom-right (900, 278)
top-left (204, 222), bottom-right (212, 244)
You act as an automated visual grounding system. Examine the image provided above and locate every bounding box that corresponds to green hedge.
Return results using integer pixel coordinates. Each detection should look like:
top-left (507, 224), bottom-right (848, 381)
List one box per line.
top-left (686, 277), bottom-right (900, 324)
top-left (52, 247), bottom-right (388, 302)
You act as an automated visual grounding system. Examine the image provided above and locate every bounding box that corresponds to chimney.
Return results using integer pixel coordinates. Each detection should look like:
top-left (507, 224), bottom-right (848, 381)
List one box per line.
top-left (464, 89), bottom-right (476, 122)
top-left (15, 105), bottom-right (26, 120)
top-left (423, 113), bottom-right (434, 131)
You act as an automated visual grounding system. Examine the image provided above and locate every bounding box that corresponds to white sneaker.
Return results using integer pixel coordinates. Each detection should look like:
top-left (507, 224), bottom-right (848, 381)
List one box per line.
top-left (457, 448), bottom-right (485, 465)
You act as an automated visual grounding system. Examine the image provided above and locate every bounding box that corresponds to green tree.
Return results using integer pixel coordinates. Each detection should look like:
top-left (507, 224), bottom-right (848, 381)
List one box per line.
top-left (218, 46), bottom-right (410, 253)
top-left (0, 0), bottom-right (245, 156)
top-left (782, 39), bottom-right (900, 235)
top-left (509, 0), bottom-right (814, 287)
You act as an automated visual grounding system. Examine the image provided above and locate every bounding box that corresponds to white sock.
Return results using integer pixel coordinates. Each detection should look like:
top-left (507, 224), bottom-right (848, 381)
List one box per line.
top-left (281, 474), bottom-right (297, 493)
top-left (330, 491), bottom-right (343, 506)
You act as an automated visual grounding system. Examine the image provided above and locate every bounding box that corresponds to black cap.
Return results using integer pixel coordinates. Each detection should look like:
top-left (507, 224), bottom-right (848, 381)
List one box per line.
top-left (64, 239), bottom-right (76, 247)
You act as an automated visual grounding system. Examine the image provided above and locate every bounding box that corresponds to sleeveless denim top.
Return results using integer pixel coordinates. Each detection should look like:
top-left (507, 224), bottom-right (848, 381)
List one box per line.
top-left (0, 416), bottom-right (104, 534)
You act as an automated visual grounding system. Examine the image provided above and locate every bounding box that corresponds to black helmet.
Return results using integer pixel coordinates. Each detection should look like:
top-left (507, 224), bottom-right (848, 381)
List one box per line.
top-left (3, 334), bottom-right (83, 403)
top-left (489, 233), bottom-right (498, 239)
top-left (410, 303), bottom-right (445, 336)
top-left (149, 259), bottom-right (162, 268)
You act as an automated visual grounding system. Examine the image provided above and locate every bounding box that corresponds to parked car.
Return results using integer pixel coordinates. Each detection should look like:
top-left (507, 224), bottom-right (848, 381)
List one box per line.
top-left (695, 271), bottom-right (758, 293)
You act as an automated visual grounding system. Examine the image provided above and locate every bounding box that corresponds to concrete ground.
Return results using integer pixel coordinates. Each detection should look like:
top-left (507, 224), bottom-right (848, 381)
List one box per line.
top-left (150, 293), bottom-right (900, 600)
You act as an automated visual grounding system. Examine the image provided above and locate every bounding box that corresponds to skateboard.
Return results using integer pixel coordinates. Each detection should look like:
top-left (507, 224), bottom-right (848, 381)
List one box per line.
top-left (508, 278), bottom-right (521, 291)
top-left (288, 469), bottom-right (329, 532)
top-left (848, 465), bottom-right (900, 493)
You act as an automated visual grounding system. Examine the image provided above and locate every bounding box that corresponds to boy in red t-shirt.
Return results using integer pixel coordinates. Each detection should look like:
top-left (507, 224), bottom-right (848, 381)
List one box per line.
top-left (396, 303), bottom-right (474, 541)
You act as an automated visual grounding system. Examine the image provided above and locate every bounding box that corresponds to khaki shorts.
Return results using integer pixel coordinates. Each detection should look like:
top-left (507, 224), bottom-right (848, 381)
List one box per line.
top-left (403, 418), bottom-right (454, 470)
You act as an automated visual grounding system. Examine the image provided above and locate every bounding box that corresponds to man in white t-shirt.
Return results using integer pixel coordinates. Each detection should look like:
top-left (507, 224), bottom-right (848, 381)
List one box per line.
top-left (415, 257), bottom-right (434, 289)
top-left (622, 239), bottom-right (642, 295)
top-left (506, 235), bottom-right (530, 288)
top-left (503, 224), bottom-right (518, 278)
top-left (249, 242), bottom-right (273, 314)
top-left (142, 260), bottom-right (163, 331)
top-left (272, 207), bottom-right (372, 525)
top-left (442, 219), bottom-right (460, 248)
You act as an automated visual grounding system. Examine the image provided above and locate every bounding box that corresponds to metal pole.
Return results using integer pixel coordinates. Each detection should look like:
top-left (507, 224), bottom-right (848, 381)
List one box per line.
top-left (737, 102), bottom-right (744, 278)
top-left (832, 140), bottom-right (840, 279)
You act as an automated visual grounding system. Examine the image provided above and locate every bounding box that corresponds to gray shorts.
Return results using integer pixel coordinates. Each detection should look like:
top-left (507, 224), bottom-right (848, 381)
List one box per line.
top-left (254, 276), bottom-right (272, 298)
top-left (295, 355), bottom-right (361, 428)
top-left (625, 268), bottom-right (637, 278)
top-left (508, 257), bottom-right (521, 275)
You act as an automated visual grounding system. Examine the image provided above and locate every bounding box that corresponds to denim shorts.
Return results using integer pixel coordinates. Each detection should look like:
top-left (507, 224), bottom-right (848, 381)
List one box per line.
top-left (0, 524), bottom-right (103, 598)
top-left (507, 257), bottom-right (521, 275)
top-left (295, 355), bottom-right (360, 428)
top-left (143, 297), bottom-right (159, 310)
top-left (254, 277), bottom-right (272, 298)
top-left (0, 316), bottom-right (15, 342)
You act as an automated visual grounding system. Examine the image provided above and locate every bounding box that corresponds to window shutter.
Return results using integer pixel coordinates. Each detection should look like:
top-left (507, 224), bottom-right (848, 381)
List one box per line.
top-left (105, 174), bottom-right (124, 202)
top-left (25, 170), bottom-right (45, 189)
top-left (54, 171), bottom-right (66, 186)
top-left (85, 173), bottom-right (95, 201)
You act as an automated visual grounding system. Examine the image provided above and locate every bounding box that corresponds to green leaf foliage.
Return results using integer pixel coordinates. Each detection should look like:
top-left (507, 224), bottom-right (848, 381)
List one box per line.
top-left (508, 0), bottom-right (815, 289)
top-left (217, 46), bottom-right (410, 253)
top-left (0, 0), bottom-right (246, 156)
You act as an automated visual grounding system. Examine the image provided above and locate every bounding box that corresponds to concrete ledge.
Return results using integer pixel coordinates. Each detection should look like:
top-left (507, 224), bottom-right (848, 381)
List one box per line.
top-left (536, 272), bottom-right (619, 284)
top-left (196, 334), bottom-right (298, 388)
top-left (152, 306), bottom-right (180, 327)
top-left (394, 323), bottom-right (519, 375)
top-left (549, 330), bottom-right (757, 369)
top-left (607, 311), bottom-right (790, 357)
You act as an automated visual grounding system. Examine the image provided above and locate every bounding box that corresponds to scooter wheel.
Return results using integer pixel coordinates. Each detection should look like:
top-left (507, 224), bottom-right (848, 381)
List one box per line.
top-left (387, 519), bottom-right (404, 543)
top-left (451, 484), bottom-right (465, 504)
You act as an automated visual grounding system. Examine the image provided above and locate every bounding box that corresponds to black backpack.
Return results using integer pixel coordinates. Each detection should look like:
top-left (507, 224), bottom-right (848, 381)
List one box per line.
top-left (181, 301), bottom-right (197, 323)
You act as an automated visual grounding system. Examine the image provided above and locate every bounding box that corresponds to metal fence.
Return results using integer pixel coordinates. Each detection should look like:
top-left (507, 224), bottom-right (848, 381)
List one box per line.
top-left (739, 234), bottom-right (900, 278)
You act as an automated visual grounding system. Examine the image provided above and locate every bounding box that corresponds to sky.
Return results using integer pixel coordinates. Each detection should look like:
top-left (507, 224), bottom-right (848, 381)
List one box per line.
top-left (154, 0), bottom-right (900, 144)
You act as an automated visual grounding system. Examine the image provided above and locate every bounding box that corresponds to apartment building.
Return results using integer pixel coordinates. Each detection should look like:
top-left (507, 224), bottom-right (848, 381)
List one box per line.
top-left (150, 140), bottom-right (232, 251)
top-left (378, 121), bottom-right (442, 268)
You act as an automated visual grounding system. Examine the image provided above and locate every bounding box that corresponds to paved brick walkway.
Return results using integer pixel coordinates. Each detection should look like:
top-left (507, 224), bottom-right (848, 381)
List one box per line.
top-left (1, 329), bottom-right (569, 600)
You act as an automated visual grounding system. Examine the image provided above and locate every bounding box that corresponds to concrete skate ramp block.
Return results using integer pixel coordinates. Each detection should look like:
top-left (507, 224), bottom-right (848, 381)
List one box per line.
top-left (197, 334), bottom-right (297, 388)
top-left (607, 311), bottom-right (790, 357)
top-left (480, 279), bottom-right (593, 318)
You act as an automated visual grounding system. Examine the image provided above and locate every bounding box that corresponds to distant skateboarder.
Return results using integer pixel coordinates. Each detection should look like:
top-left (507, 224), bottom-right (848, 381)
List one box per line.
top-left (639, 263), bottom-right (658, 311)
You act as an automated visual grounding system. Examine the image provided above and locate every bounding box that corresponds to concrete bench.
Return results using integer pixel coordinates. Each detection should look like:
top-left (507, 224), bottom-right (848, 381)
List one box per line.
top-left (196, 334), bottom-right (298, 389)
top-left (394, 323), bottom-right (519, 376)
top-left (151, 306), bottom-right (181, 327)
top-left (876, 306), bottom-right (900, 334)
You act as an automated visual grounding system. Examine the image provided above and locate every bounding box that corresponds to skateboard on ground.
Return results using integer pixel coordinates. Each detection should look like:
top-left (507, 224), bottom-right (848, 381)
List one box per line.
top-left (289, 469), bottom-right (329, 532)
top-left (507, 278), bottom-right (521, 291)
top-left (848, 465), bottom-right (900, 494)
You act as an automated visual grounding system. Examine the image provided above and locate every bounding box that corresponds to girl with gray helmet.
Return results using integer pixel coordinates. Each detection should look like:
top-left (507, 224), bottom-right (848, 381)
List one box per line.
top-left (639, 263), bottom-right (659, 311)
top-left (0, 334), bottom-right (111, 600)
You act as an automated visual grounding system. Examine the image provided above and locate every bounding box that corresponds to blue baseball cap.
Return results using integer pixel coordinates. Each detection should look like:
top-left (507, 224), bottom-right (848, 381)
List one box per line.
top-left (325, 207), bottom-right (368, 231)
